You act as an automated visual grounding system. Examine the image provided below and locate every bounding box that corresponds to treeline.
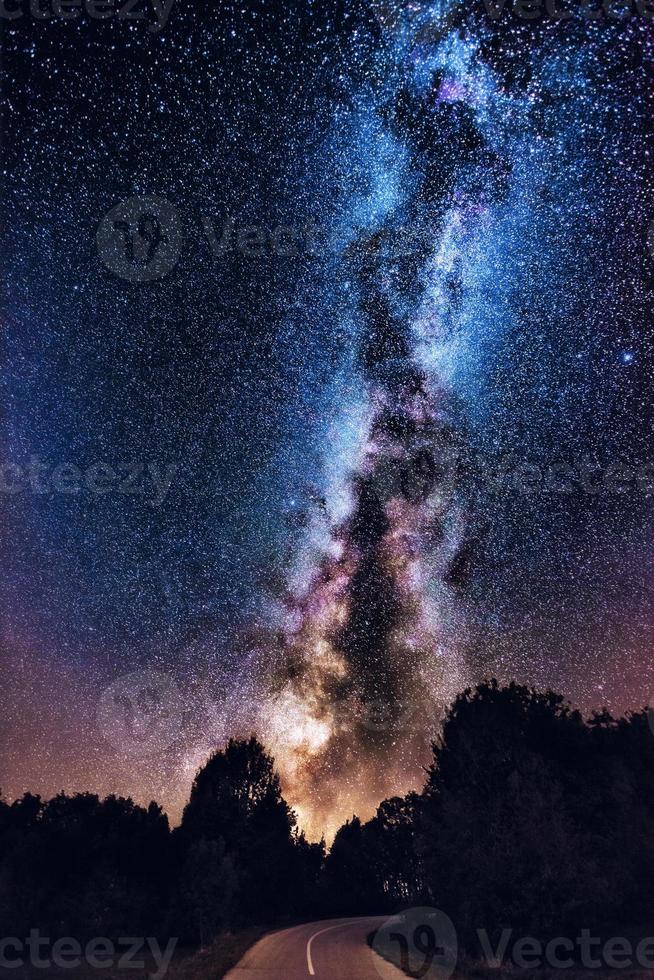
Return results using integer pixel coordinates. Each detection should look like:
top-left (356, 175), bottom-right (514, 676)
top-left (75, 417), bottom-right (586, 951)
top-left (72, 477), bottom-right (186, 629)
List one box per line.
top-left (0, 738), bottom-right (323, 946)
top-left (327, 681), bottom-right (654, 946)
top-left (2, 681), bottom-right (654, 949)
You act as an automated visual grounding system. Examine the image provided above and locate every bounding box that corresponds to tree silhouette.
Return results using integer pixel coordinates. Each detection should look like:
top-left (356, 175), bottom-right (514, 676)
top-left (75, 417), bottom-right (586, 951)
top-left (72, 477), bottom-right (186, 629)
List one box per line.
top-left (417, 680), bottom-right (654, 946)
top-left (180, 838), bottom-right (237, 947)
top-left (181, 736), bottom-right (292, 845)
top-left (178, 736), bottom-right (317, 923)
top-left (0, 792), bottom-right (169, 940)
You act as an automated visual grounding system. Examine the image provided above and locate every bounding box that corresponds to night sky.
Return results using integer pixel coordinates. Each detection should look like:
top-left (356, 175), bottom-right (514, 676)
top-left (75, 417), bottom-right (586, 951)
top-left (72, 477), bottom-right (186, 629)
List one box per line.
top-left (2, 0), bottom-right (654, 839)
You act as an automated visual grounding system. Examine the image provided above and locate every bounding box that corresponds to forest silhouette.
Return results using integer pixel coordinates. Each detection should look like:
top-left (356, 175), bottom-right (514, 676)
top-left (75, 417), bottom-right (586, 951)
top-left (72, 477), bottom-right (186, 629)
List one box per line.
top-left (2, 681), bottom-right (653, 952)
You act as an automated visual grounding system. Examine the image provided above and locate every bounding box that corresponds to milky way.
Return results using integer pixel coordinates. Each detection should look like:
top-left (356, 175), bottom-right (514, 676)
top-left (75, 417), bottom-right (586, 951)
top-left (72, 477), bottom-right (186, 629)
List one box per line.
top-left (1, 0), bottom-right (653, 837)
top-left (246, 4), bottom-right (654, 835)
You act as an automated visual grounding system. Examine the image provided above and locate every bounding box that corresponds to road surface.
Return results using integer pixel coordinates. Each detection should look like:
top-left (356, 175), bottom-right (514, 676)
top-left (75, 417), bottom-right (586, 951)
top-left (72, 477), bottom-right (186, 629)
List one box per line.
top-left (224, 916), bottom-right (406, 980)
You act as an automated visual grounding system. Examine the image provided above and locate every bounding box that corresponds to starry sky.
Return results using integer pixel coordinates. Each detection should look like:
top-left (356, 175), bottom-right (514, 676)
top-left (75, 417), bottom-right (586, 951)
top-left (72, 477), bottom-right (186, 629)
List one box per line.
top-left (1, 0), bottom-right (654, 839)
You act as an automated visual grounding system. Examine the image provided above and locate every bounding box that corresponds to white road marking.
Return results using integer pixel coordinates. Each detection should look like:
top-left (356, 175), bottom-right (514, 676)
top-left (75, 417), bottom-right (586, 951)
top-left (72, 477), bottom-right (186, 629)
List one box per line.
top-left (306, 919), bottom-right (377, 976)
top-left (307, 923), bottom-right (347, 975)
